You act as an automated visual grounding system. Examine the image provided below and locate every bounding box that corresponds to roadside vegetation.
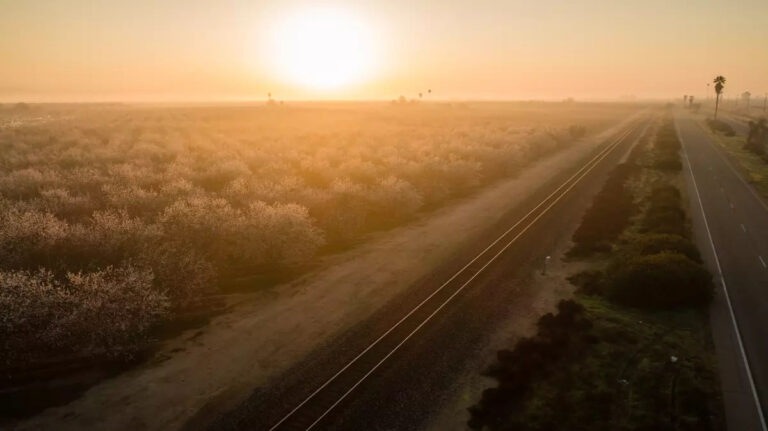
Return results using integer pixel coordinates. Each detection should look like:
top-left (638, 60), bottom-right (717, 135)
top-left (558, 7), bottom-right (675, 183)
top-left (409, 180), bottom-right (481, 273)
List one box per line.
top-left (568, 137), bottom-right (645, 256)
top-left (745, 118), bottom-right (768, 160)
top-left (699, 115), bottom-right (768, 198)
top-left (469, 116), bottom-right (723, 430)
top-left (0, 103), bottom-right (636, 388)
top-left (705, 119), bottom-right (735, 136)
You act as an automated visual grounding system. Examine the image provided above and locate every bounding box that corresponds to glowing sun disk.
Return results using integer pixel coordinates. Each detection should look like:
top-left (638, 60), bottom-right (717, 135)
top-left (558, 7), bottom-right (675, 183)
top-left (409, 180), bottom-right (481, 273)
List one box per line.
top-left (270, 8), bottom-right (374, 90)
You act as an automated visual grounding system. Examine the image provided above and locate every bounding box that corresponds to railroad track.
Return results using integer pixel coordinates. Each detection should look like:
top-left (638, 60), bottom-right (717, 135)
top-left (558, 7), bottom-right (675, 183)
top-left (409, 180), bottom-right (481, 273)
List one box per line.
top-left (248, 120), bottom-right (645, 431)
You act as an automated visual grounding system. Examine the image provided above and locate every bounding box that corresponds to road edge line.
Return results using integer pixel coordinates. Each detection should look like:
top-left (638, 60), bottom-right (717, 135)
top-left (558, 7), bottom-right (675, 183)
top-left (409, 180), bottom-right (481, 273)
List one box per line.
top-left (677, 117), bottom-right (767, 431)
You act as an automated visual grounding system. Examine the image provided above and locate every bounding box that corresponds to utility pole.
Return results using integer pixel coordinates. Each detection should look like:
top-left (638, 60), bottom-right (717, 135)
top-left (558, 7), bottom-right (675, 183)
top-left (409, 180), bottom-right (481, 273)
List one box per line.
top-left (542, 255), bottom-right (551, 275)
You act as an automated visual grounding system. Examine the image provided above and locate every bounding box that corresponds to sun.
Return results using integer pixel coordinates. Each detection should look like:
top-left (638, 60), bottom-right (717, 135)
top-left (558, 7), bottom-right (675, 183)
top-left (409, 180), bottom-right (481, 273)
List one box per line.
top-left (269, 7), bottom-right (375, 90)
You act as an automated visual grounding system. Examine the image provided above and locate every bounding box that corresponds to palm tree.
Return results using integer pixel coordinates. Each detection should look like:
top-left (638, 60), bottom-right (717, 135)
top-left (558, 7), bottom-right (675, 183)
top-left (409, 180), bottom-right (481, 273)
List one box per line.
top-left (713, 76), bottom-right (726, 120)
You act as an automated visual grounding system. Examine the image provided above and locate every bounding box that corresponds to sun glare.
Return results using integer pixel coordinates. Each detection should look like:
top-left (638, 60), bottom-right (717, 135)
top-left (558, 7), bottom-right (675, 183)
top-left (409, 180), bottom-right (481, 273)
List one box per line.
top-left (269, 8), bottom-right (375, 90)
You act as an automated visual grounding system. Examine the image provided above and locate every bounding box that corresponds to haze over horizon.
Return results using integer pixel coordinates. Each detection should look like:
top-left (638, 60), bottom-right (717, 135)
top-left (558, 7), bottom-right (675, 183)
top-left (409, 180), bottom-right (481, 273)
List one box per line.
top-left (5, 2), bottom-right (768, 430)
top-left (2, 0), bottom-right (768, 103)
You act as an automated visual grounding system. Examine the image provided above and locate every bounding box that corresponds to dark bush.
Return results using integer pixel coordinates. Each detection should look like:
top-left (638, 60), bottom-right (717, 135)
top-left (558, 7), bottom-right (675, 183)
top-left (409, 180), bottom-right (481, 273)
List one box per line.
top-left (649, 184), bottom-right (681, 203)
top-left (570, 163), bottom-right (638, 255)
top-left (706, 119), bottom-right (736, 137)
top-left (625, 233), bottom-right (702, 262)
top-left (656, 134), bottom-right (681, 152)
top-left (650, 122), bottom-right (683, 171)
top-left (567, 270), bottom-right (605, 294)
top-left (469, 300), bottom-right (591, 430)
top-left (640, 185), bottom-right (689, 237)
top-left (605, 252), bottom-right (713, 309)
top-left (745, 119), bottom-right (767, 157)
top-left (653, 153), bottom-right (682, 171)
top-left (642, 207), bottom-right (687, 236)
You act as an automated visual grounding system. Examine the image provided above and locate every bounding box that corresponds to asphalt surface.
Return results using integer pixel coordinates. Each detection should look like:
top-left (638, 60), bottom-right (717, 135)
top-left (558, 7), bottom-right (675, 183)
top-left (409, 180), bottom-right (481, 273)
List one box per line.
top-left (677, 115), bottom-right (768, 431)
top-left (194, 119), bottom-right (648, 431)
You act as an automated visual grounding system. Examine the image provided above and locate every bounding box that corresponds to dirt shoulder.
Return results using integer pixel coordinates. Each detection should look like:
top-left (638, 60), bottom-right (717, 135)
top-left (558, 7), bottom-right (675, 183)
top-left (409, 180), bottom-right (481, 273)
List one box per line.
top-left (13, 115), bottom-right (639, 431)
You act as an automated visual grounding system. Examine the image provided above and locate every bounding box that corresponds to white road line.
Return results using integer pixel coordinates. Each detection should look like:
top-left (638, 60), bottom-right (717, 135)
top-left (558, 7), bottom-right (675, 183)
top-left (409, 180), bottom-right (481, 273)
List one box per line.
top-left (678, 119), bottom-right (768, 431)
top-left (742, 224), bottom-right (747, 233)
top-left (759, 256), bottom-right (767, 269)
top-left (268, 123), bottom-right (640, 431)
top-left (730, 202), bottom-right (735, 210)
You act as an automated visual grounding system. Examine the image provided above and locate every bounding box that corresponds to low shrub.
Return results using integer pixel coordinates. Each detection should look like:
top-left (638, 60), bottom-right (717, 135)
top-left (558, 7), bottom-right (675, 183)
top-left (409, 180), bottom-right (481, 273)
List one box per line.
top-left (567, 270), bottom-right (605, 294)
top-left (649, 184), bottom-right (682, 203)
top-left (570, 163), bottom-right (638, 255)
top-left (706, 119), bottom-right (736, 137)
top-left (640, 185), bottom-right (689, 237)
top-left (642, 207), bottom-right (688, 236)
top-left (653, 152), bottom-right (682, 171)
top-left (468, 300), bottom-right (591, 430)
top-left (655, 128), bottom-right (682, 152)
top-left (625, 233), bottom-right (702, 262)
top-left (650, 121), bottom-right (683, 172)
top-left (605, 252), bottom-right (713, 309)
top-left (745, 119), bottom-right (768, 157)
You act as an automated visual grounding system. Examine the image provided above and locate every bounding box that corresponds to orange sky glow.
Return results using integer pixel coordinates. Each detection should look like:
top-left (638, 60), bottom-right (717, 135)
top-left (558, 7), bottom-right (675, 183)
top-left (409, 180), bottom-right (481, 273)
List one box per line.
top-left (1, 0), bottom-right (767, 102)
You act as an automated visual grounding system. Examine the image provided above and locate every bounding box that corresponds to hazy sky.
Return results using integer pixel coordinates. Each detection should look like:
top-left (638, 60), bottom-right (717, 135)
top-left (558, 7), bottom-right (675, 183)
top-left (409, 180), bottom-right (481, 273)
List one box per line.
top-left (1, 0), bottom-right (767, 102)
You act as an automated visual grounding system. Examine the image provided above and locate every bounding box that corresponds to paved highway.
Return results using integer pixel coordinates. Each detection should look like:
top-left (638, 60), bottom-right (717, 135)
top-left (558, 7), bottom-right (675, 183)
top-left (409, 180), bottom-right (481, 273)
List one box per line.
top-left (194, 119), bottom-right (649, 431)
top-left (677, 115), bottom-right (768, 431)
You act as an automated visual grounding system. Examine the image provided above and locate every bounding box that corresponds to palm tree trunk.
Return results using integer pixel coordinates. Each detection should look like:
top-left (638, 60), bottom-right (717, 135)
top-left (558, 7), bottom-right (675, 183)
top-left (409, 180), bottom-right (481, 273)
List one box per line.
top-left (714, 94), bottom-right (720, 120)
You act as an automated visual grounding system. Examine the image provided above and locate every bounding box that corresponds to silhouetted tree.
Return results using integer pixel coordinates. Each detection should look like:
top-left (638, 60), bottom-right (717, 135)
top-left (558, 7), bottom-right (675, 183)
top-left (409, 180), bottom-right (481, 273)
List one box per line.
top-left (683, 95), bottom-right (688, 106)
top-left (713, 76), bottom-right (726, 120)
top-left (689, 95), bottom-right (695, 108)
